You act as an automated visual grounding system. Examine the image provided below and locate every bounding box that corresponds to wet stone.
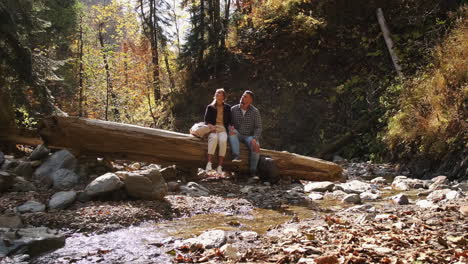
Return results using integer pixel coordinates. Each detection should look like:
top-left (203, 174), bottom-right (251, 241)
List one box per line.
top-left (370, 177), bottom-right (387, 184)
top-left (308, 192), bottom-right (324, 200)
top-left (17, 200), bottom-right (46, 213)
top-left (12, 177), bottom-right (37, 192)
top-left (29, 145), bottom-right (50, 161)
top-left (391, 194), bottom-right (409, 205)
top-left (342, 193), bottom-right (361, 204)
top-left (303, 181), bottom-right (334, 193)
top-left (48, 191), bottom-right (77, 210)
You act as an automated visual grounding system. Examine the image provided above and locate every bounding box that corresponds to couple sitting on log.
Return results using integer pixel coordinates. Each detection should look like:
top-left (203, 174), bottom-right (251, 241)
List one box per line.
top-left (203, 89), bottom-right (262, 177)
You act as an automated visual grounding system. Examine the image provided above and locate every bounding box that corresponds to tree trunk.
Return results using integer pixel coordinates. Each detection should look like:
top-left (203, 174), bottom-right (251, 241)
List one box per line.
top-left (198, 0), bottom-right (205, 67)
top-left (78, 15), bottom-right (85, 117)
top-left (98, 25), bottom-right (120, 122)
top-left (37, 116), bottom-right (344, 182)
top-left (376, 8), bottom-right (403, 78)
top-left (172, 0), bottom-right (181, 54)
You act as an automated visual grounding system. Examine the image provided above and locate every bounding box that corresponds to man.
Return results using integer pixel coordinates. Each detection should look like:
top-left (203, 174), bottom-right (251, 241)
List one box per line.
top-left (229, 90), bottom-right (262, 177)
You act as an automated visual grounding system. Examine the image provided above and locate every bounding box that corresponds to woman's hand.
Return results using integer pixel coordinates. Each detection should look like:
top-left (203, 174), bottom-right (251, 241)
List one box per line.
top-left (208, 124), bottom-right (216, 132)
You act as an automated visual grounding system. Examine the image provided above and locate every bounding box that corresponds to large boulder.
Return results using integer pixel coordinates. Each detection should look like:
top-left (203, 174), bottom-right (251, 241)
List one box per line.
top-left (29, 144), bottom-right (50, 161)
top-left (33, 150), bottom-right (78, 186)
top-left (85, 173), bottom-right (124, 197)
top-left (51, 169), bottom-right (80, 190)
top-left (48, 191), bottom-right (77, 210)
top-left (0, 227), bottom-right (65, 258)
top-left (17, 201), bottom-right (46, 213)
top-left (124, 169), bottom-right (167, 200)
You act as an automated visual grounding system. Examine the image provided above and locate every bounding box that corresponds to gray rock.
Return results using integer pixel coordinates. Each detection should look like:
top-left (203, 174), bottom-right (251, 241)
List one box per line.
top-left (360, 191), bottom-right (381, 201)
top-left (391, 194), bottom-right (409, 205)
top-left (429, 182), bottom-right (451, 191)
top-left (0, 227), bottom-right (65, 258)
top-left (48, 191), bottom-right (77, 210)
top-left (371, 177), bottom-right (387, 184)
top-left (240, 186), bottom-right (255, 194)
top-left (29, 145), bottom-right (50, 161)
top-left (0, 151), bottom-right (4, 166)
top-left (197, 230), bottom-right (227, 248)
top-left (12, 177), bottom-right (37, 192)
top-left (427, 189), bottom-right (452, 202)
top-left (392, 176), bottom-right (425, 190)
top-left (304, 181), bottom-right (335, 193)
top-left (445, 190), bottom-right (463, 200)
top-left (240, 231), bottom-right (258, 241)
top-left (220, 244), bottom-right (241, 261)
top-left (339, 180), bottom-right (374, 194)
top-left (324, 190), bottom-right (347, 200)
top-left (0, 171), bottom-right (15, 192)
top-left (416, 199), bottom-right (436, 209)
top-left (342, 193), bottom-right (361, 204)
top-left (167, 181), bottom-right (180, 192)
top-left (85, 173), bottom-right (123, 197)
top-left (52, 169), bottom-right (80, 190)
top-left (180, 182), bottom-right (210, 196)
top-left (33, 150), bottom-right (77, 186)
top-left (14, 162), bottom-right (33, 178)
top-left (431, 175), bottom-right (449, 184)
top-left (1, 159), bottom-right (19, 171)
top-left (159, 166), bottom-right (178, 182)
top-left (124, 169), bottom-right (167, 200)
top-left (344, 204), bottom-right (376, 213)
top-left (453, 183), bottom-right (468, 192)
top-left (76, 191), bottom-right (91, 202)
top-left (308, 192), bottom-right (324, 200)
top-left (333, 155), bottom-right (346, 163)
top-left (0, 215), bottom-right (23, 228)
top-left (17, 201), bottom-right (46, 213)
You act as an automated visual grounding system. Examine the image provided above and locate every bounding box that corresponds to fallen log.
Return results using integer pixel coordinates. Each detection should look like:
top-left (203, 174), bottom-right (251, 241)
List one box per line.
top-left (35, 116), bottom-right (343, 181)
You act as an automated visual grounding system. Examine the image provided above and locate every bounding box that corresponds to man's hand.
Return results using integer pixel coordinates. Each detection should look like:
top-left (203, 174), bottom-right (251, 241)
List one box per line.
top-left (251, 139), bottom-right (260, 153)
top-left (229, 125), bottom-right (236, 136)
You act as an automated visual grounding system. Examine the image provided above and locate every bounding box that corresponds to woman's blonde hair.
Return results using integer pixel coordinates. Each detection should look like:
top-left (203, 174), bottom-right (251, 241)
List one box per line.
top-left (210, 88), bottom-right (226, 106)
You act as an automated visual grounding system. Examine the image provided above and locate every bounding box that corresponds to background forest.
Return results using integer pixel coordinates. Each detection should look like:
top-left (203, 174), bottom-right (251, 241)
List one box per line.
top-left (0, 0), bottom-right (466, 179)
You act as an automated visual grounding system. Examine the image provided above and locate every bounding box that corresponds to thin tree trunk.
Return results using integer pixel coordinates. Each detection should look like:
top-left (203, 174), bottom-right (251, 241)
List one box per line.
top-left (98, 25), bottom-right (119, 121)
top-left (172, 0), bottom-right (181, 54)
top-left (220, 0), bottom-right (230, 50)
top-left (198, 0), bottom-right (205, 66)
top-left (163, 49), bottom-right (175, 91)
top-left (78, 15), bottom-right (85, 117)
top-left (376, 8), bottom-right (403, 78)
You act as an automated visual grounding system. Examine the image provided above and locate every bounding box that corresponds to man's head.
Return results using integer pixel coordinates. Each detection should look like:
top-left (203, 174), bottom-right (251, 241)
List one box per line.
top-left (240, 90), bottom-right (254, 107)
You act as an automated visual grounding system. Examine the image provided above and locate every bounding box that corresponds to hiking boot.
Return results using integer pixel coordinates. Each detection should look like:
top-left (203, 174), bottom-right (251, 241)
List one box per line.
top-left (216, 166), bottom-right (223, 174)
top-left (232, 156), bottom-right (242, 163)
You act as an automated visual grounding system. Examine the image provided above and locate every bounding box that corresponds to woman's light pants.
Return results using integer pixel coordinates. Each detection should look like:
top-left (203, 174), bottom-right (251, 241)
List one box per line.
top-left (207, 125), bottom-right (227, 157)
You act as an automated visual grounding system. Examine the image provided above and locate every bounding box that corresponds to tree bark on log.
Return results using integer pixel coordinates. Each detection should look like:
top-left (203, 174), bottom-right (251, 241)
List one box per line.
top-left (37, 117), bottom-right (343, 181)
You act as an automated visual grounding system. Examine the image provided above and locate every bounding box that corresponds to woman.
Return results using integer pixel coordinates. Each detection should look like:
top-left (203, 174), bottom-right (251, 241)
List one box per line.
top-left (204, 88), bottom-right (231, 173)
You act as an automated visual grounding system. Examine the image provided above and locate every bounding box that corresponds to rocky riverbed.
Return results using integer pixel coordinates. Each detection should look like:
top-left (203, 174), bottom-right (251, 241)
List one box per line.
top-left (0, 146), bottom-right (467, 263)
